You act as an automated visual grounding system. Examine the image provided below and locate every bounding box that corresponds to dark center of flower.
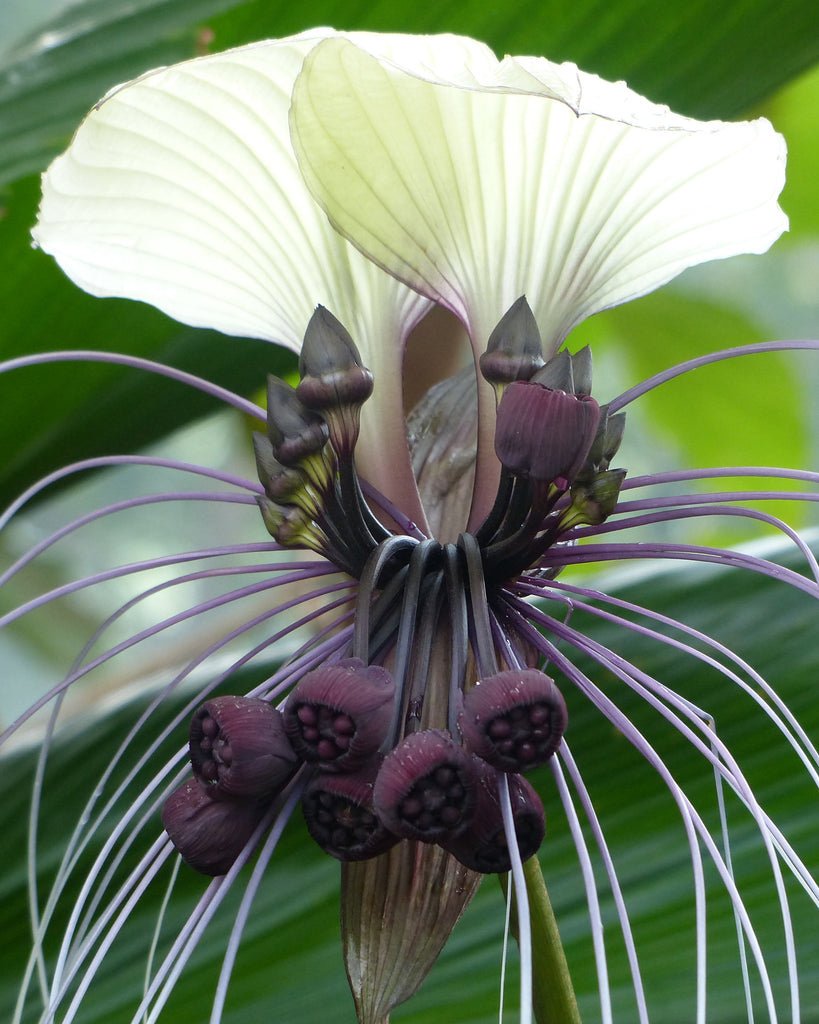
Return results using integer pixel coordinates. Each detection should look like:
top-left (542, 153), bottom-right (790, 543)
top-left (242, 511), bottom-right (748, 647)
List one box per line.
top-left (165, 298), bottom-right (628, 874)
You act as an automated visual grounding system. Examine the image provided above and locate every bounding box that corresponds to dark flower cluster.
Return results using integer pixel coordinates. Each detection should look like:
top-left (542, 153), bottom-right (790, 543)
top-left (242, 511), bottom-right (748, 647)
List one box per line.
top-left (161, 299), bottom-right (624, 877)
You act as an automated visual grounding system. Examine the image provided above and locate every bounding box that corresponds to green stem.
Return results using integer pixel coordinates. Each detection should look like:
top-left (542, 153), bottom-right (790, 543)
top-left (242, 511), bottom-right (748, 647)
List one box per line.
top-left (505, 857), bottom-right (582, 1024)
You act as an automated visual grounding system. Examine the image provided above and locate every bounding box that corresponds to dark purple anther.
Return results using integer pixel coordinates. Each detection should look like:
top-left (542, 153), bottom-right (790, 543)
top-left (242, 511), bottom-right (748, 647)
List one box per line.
top-left (443, 758), bottom-right (545, 873)
top-left (189, 696), bottom-right (299, 798)
top-left (373, 729), bottom-right (477, 842)
top-left (161, 778), bottom-right (266, 876)
top-left (460, 669), bottom-right (567, 772)
top-left (301, 759), bottom-right (400, 861)
top-left (283, 658), bottom-right (395, 771)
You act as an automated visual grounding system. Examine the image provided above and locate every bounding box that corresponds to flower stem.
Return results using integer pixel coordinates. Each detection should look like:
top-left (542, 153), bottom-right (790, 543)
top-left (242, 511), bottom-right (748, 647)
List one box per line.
top-left (506, 857), bottom-right (582, 1024)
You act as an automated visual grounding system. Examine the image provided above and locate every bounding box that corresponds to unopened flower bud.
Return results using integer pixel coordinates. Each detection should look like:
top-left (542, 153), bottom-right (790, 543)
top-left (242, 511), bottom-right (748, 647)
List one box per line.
top-left (274, 504), bottom-right (324, 550)
top-left (161, 778), bottom-right (265, 876)
top-left (256, 494), bottom-right (285, 538)
top-left (189, 696), bottom-right (299, 798)
top-left (460, 669), bottom-right (567, 772)
top-left (302, 759), bottom-right (400, 861)
top-left (284, 659), bottom-right (395, 771)
top-left (494, 380), bottom-right (601, 487)
top-left (530, 345), bottom-right (592, 395)
top-left (443, 759), bottom-right (545, 873)
top-left (266, 375), bottom-right (329, 466)
top-left (373, 729), bottom-right (477, 842)
top-left (252, 432), bottom-right (307, 503)
top-left (570, 346), bottom-right (593, 396)
top-left (297, 306), bottom-right (374, 410)
top-left (479, 296), bottom-right (544, 388)
top-left (532, 350), bottom-right (574, 393)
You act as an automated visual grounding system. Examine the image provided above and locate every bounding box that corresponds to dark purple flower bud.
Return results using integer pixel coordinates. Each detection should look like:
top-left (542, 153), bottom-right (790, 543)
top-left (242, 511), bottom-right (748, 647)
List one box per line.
top-left (189, 696), bottom-right (299, 798)
top-left (252, 432), bottom-right (307, 502)
top-left (296, 306), bottom-right (374, 410)
top-left (373, 729), bottom-right (477, 842)
top-left (460, 669), bottom-right (567, 772)
top-left (161, 778), bottom-right (265, 876)
top-left (443, 759), bottom-right (545, 874)
top-left (302, 759), bottom-right (400, 862)
top-left (494, 380), bottom-right (601, 487)
top-left (284, 658), bottom-right (395, 771)
top-left (532, 349), bottom-right (574, 393)
top-left (266, 375), bottom-right (329, 466)
top-left (479, 296), bottom-right (544, 386)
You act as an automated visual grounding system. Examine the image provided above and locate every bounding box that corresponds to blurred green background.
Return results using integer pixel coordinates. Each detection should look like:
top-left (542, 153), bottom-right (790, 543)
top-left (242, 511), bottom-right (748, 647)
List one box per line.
top-left (1, 1), bottom-right (817, 1022)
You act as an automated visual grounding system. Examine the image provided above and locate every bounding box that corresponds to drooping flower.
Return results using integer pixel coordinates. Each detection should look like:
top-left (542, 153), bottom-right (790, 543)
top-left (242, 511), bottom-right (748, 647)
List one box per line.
top-left (3, 27), bottom-right (817, 1024)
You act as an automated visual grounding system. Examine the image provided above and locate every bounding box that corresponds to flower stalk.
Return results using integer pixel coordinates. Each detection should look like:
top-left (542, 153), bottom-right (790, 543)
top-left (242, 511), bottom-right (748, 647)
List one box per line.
top-left (506, 857), bottom-right (582, 1024)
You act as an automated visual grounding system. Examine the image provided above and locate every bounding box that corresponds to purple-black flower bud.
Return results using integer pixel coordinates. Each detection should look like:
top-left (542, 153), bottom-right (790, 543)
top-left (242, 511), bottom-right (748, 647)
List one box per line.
top-left (479, 296), bottom-right (545, 387)
top-left (252, 432), bottom-right (308, 503)
top-left (460, 669), bottom-right (567, 772)
top-left (494, 380), bottom-right (601, 487)
top-left (284, 658), bottom-right (395, 771)
top-left (442, 759), bottom-right (545, 873)
top-left (266, 375), bottom-right (329, 466)
top-left (189, 696), bottom-right (299, 798)
top-left (296, 306), bottom-right (374, 410)
top-left (373, 729), bottom-right (477, 842)
top-left (302, 759), bottom-right (400, 861)
top-left (161, 778), bottom-right (265, 876)
top-left (532, 350), bottom-right (574, 393)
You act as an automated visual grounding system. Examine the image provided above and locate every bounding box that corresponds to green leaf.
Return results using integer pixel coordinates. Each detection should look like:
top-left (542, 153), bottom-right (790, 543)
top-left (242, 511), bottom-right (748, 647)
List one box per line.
top-left (2, 549), bottom-right (816, 1022)
top-left (0, 174), bottom-right (296, 507)
top-left (0, 0), bottom-right (247, 186)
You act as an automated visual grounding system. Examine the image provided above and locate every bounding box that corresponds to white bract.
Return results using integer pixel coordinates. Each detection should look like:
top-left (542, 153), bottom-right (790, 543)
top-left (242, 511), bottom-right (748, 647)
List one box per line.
top-left (34, 29), bottom-right (787, 526)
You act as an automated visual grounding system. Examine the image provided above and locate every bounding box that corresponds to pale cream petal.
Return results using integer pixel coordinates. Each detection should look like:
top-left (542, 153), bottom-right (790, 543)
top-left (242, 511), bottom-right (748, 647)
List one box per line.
top-left (291, 36), bottom-right (788, 356)
top-left (33, 32), bottom-right (432, 522)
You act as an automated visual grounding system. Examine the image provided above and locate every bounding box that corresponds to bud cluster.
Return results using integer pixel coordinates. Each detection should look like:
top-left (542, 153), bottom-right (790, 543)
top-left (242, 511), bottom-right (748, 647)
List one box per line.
top-left (253, 306), bottom-right (384, 578)
top-left (476, 296), bottom-right (627, 581)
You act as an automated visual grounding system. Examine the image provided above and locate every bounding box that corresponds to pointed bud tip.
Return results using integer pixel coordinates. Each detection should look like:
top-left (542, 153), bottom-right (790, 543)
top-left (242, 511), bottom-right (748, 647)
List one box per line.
top-left (297, 307), bottom-right (374, 410)
top-left (480, 296), bottom-right (545, 385)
